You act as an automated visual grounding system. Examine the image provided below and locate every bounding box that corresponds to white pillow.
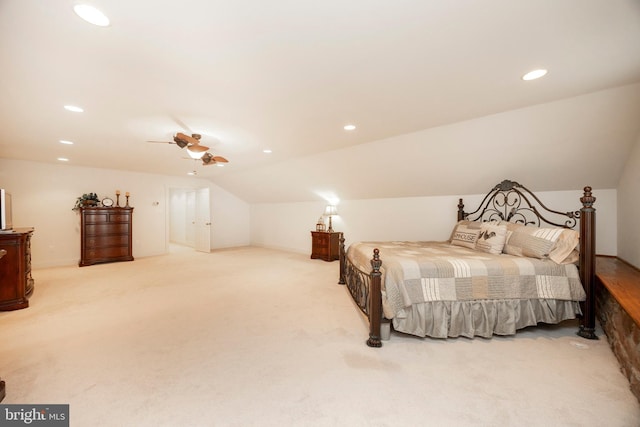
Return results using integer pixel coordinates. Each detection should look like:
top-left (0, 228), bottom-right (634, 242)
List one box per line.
top-left (476, 222), bottom-right (508, 255)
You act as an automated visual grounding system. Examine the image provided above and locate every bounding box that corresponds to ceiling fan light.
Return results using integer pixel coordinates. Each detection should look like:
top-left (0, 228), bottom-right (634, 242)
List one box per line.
top-left (187, 144), bottom-right (209, 159)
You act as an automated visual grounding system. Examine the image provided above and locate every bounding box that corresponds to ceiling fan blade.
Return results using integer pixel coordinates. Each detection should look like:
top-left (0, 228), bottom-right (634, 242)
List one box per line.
top-left (202, 153), bottom-right (229, 165)
top-left (146, 140), bottom-right (175, 144)
top-left (174, 132), bottom-right (201, 146)
top-left (171, 116), bottom-right (192, 135)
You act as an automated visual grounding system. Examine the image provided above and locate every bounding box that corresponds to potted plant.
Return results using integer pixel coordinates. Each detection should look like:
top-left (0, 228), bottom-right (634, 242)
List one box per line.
top-left (73, 193), bottom-right (100, 210)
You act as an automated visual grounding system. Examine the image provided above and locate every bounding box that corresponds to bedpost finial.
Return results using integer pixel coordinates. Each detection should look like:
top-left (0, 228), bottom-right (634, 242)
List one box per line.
top-left (581, 186), bottom-right (595, 208)
top-left (371, 248), bottom-right (382, 272)
top-left (457, 198), bottom-right (465, 221)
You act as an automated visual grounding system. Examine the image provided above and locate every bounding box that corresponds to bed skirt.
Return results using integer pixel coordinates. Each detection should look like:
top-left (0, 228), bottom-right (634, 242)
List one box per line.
top-left (392, 298), bottom-right (583, 339)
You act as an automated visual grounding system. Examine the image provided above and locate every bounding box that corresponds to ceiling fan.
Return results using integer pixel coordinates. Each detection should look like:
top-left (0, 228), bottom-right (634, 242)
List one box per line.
top-left (201, 152), bottom-right (229, 166)
top-left (148, 132), bottom-right (229, 165)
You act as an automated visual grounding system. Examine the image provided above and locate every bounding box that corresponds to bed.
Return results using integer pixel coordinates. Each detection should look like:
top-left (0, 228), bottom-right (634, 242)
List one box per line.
top-left (338, 179), bottom-right (597, 347)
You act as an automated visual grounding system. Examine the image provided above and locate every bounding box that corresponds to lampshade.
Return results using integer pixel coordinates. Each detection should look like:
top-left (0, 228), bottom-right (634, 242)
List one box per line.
top-left (323, 205), bottom-right (337, 232)
top-left (324, 205), bottom-right (337, 216)
top-left (186, 144), bottom-right (209, 159)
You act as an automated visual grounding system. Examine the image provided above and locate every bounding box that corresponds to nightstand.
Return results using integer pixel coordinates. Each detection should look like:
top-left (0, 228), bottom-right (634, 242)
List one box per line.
top-left (310, 231), bottom-right (340, 262)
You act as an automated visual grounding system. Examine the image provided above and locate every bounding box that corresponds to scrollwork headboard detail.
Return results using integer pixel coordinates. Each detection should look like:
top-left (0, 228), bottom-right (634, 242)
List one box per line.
top-left (457, 179), bottom-right (580, 229)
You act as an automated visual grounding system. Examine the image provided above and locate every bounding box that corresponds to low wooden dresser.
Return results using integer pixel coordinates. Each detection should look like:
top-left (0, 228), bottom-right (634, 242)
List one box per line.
top-left (79, 207), bottom-right (134, 267)
top-left (310, 231), bottom-right (340, 262)
top-left (0, 228), bottom-right (34, 311)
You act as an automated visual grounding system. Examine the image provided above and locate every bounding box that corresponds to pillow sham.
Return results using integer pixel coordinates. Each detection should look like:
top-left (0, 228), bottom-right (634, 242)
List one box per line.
top-left (450, 222), bottom-right (481, 249)
top-left (549, 229), bottom-right (580, 264)
top-left (475, 221), bottom-right (508, 255)
top-left (503, 223), bottom-right (579, 263)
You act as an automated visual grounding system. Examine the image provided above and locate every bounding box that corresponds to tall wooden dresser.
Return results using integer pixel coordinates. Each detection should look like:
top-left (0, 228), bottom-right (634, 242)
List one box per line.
top-left (0, 228), bottom-right (35, 311)
top-left (79, 207), bottom-right (134, 267)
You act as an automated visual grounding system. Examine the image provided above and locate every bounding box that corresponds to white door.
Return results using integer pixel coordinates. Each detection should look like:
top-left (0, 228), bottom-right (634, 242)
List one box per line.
top-left (194, 187), bottom-right (211, 252)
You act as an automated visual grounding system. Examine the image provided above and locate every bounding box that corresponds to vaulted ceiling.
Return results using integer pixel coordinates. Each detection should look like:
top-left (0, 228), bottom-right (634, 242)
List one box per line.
top-left (1, 1), bottom-right (639, 203)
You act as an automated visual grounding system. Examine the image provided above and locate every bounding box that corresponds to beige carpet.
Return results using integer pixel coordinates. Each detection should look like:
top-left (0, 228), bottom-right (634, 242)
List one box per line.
top-left (1, 246), bottom-right (639, 426)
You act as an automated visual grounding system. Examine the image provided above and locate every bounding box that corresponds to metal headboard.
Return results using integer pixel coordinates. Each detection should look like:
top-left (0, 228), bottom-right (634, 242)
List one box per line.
top-left (457, 179), bottom-right (579, 229)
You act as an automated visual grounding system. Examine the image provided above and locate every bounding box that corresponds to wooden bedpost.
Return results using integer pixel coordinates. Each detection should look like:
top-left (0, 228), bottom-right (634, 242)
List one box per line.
top-left (367, 249), bottom-right (383, 347)
top-left (457, 198), bottom-right (465, 221)
top-left (338, 232), bottom-right (346, 285)
top-left (577, 186), bottom-right (598, 340)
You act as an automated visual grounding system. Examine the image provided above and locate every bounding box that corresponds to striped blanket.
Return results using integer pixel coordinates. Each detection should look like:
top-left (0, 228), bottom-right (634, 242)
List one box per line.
top-left (346, 241), bottom-right (586, 319)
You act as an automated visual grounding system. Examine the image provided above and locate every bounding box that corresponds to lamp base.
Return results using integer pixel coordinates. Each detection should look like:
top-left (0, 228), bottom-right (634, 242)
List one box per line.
top-left (327, 216), bottom-right (334, 233)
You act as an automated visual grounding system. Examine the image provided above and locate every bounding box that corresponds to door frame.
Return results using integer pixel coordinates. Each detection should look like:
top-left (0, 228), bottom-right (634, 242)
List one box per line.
top-left (166, 186), bottom-right (211, 253)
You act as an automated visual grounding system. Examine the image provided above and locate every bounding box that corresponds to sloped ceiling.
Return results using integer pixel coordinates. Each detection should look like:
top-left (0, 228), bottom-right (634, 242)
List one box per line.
top-left (0, 1), bottom-right (639, 203)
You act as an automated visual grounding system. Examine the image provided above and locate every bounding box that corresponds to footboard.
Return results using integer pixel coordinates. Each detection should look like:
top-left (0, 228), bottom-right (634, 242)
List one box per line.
top-left (339, 235), bottom-right (383, 347)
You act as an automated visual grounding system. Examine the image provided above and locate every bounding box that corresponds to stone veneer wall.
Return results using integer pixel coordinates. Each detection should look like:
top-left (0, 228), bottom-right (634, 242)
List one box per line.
top-left (595, 282), bottom-right (640, 402)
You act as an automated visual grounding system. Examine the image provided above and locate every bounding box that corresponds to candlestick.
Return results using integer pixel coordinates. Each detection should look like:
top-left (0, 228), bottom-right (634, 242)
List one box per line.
top-left (116, 194), bottom-right (120, 207)
top-left (125, 194), bottom-right (130, 207)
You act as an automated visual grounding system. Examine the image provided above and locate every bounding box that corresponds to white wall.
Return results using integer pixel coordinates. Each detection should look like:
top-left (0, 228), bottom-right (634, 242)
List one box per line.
top-left (211, 184), bottom-right (251, 249)
top-left (0, 159), bottom-right (250, 268)
top-left (0, 157), bottom-right (619, 269)
top-left (169, 190), bottom-right (188, 244)
top-left (617, 133), bottom-right (640, 268)
top-left (251, 187), bottom-right (618, 257)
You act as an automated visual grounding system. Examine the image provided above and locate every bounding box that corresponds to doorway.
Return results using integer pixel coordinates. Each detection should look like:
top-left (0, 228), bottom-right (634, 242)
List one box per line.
top-left (168, 187), bottom-right (211, 253)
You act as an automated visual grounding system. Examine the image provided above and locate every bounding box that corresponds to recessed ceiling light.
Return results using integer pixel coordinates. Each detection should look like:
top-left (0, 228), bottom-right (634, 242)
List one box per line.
top-left (344, 124), bottom-right (356, 131)
top-left (57, 157), bottom-right (69, 162)
top-left (73, 4), bottom-right (110, 27)
top-left (59, 140), bottom-right (74, 145)
top-left (522, 69), bottom-right (548, 81)
top-left (263, 149), bottom-right (272, 154)
top-left (64, 105), bottom-right (84, 113)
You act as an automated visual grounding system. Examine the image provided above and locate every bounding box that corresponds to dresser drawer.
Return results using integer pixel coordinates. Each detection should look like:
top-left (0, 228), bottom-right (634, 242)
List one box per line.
top-left (84, 213), bottom-right (109, 223)
top-left (85, 235), bottom-right (130, 248)
top-left (85, 246), bottom-right (130, 259)
top-left (108, 214), bottom-right (130, 222)
top-left (84, 223), bottom-right (130, 235)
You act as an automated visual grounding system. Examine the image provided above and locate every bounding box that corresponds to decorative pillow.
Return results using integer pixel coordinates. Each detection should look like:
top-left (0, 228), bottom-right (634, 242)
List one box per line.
top-left (503, 223), bottom-right (578, 263)
top-left (475, 221), bottom-right (508, 255)
top-left (450, 222), bottom-right (481, 249)
top-left (549, 229), bottom-right (580, 264)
